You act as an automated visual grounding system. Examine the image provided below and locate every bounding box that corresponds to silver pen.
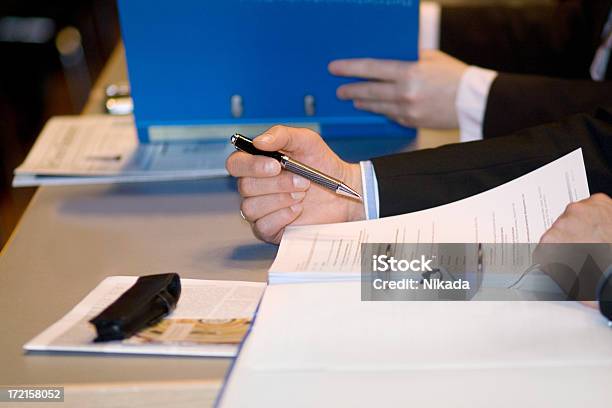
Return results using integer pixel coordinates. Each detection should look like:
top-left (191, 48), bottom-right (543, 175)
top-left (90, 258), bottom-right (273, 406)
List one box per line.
top-left (230, 133), bottom-right (362, 201)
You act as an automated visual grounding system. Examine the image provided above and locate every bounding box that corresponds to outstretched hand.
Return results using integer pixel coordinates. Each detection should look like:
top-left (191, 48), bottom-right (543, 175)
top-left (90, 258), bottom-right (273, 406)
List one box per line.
top-left (329, 50), bottom-right (468, 129)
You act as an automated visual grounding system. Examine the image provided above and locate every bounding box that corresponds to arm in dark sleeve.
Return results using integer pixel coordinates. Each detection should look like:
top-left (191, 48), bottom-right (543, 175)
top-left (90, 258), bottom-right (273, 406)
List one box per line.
top-left (483, 74), bottom-right (612, 138)
top-left (439, 1), bottom-right (597, 78)
top-left (371, 107), bottom-right (612, 218)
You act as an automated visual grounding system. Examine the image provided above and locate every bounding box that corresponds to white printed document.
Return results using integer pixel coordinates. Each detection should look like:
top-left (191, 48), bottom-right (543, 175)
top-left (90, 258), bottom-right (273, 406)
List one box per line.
top-left (13, 115), bottom-right (232, 186)
top-left (218, 282), bottom-right (612, 408)
top-left (269, 149), bottom-right (590, 283)
top-left (24, 276), bottom-right (266, 357)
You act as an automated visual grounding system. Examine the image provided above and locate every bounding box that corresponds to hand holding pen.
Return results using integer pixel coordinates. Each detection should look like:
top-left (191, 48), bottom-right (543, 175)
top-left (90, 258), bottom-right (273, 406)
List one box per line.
top-left (231, 133), bottom-right (361, 200)
top-left (226, 126), bottom-right (366, 244)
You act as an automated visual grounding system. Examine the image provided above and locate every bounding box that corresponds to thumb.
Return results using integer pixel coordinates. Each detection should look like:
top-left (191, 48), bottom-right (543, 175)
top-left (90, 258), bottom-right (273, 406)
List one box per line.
top-left (253, 125), bottom-right (320, 155)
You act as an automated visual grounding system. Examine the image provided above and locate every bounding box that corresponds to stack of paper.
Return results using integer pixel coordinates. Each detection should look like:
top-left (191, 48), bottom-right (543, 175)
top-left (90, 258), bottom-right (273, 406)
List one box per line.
top-left (268, 149), bottom-right (590, 285)
top-left (24, 277), bottom-right (266, 357)
top-left (13, 115), bottom-right (232, 187)
top-left (217, 282), bottom-right (612, 408)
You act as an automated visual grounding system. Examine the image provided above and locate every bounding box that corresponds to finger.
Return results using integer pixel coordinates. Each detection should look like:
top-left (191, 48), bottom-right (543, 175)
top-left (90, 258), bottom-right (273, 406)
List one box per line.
top-left (580, 301), bottom-right (599, 310)
top-left (588, 193), bottom-right (612, 204)
top-left (337, 82), bottom-right (398, 101)
top-left (328, 59), bottom-right (407, 81)
top-left (241, 192), bottom-right (306, 222)
top-left (539, 220), bottom-right (576, 244)
top-left (226, 151), bottom-right (281, 178)
top-left (538, 230), bottom-right (557, 244)
top-left (420, 49), bottom-right (441, 60)
top-left (252, 125), bottom-right (320, 155)
top-left (353, 99), bottom-right (401, 118)
top-left (253, 205), bottom-right (303, 244)
top-left (238, 172), bottom-right (310, 197)
top-left (539, 226), bottom-right (568, 244)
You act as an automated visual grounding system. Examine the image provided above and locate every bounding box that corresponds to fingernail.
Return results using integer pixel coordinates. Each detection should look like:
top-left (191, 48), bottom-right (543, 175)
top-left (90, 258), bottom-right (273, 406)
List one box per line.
top-left (290, 203), bottom-right (303, 213)
top-left (291, 192), bottom-right (306, 200)
top-left (264, 160), bottom-right (278, 175)
top-left (329, 60), bottom-right (344, 71)
top-left (293, 175), bottom-right (310, 189)
top-left (257, 134), bottom-right (273, 144)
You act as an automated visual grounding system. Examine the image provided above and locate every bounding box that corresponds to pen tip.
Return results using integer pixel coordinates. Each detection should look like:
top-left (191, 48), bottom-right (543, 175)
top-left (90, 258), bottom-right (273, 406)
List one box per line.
top-left (337, 184), bottom-right (362, 201)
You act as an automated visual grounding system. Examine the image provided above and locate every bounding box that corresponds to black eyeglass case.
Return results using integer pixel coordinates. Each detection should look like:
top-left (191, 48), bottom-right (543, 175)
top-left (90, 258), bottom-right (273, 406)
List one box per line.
top-left (89, 273), bottom-right (181, 342)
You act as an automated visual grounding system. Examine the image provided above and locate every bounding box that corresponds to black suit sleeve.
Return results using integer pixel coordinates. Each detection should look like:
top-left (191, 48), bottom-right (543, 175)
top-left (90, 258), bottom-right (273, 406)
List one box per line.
top-left (439, 1), bottom-right (601, 78)
top-left (371, 107), bottom-right (612, 218)
top-left (440, 0), bottom-right (612, 138)
top-left (483, 74), bottom-right (612, 138)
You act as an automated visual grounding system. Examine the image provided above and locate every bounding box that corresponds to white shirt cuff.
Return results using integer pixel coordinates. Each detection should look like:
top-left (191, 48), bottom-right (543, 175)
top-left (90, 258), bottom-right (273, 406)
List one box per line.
top-left (456, 66), bottom-right (499, 142)
top-left (419, 2), bottom-right (441, 51)
top-left (360, 160), bottom-right (380, 220)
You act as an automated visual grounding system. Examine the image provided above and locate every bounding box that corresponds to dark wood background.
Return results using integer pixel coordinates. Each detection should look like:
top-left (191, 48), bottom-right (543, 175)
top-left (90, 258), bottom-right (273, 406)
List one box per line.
top-left (0, 0), bottom-right (120, 248)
